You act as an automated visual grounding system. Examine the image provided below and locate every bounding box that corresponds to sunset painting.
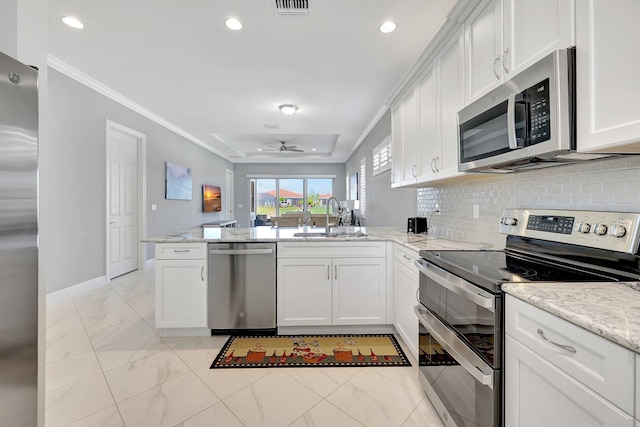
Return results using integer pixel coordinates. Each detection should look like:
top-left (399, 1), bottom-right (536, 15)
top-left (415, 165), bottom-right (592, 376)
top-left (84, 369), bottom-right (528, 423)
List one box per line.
top-left (203, 184), bottom-right (222, 212)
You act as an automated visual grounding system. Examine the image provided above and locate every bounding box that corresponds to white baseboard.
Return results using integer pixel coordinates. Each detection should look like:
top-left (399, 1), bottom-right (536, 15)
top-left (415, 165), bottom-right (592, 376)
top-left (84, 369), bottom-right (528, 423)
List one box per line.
top-left (277, 325), bottom-right (396, 335)
top-left (46, 275), bottom-right (108, 300)
top-left (145, 258), bottom-right (156, 269)
top-left (158, 327), bottom-right (210, 337)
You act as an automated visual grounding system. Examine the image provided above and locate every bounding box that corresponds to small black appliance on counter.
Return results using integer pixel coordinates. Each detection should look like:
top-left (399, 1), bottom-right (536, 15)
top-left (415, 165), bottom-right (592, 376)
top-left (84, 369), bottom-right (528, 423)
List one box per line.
top-left (407, 217), bottom-right (428, 234)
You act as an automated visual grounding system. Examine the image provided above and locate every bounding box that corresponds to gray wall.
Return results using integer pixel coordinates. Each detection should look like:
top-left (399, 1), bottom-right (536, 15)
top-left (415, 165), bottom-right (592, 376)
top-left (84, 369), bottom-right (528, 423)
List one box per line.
top-left (233, 163), bottom-right (346, 227)
top-left (345, 110), bottom-right (417, 227)
top-left (46, 69), bottom-right (232, 294)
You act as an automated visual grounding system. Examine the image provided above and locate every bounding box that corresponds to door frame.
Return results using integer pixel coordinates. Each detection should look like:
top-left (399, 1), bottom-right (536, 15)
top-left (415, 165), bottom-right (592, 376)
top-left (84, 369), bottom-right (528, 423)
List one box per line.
top-left (105, 120), bottom-right (147, 281)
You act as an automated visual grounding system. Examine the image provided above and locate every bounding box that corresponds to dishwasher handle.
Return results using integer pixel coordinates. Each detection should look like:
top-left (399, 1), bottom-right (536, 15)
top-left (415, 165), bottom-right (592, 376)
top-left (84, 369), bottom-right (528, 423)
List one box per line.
top-left (209, 248), bottom-right (274, 255)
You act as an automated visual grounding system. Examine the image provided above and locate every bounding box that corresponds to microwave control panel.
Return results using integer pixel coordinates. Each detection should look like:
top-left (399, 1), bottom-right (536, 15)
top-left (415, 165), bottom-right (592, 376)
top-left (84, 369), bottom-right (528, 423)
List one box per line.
top-left (526, 78), bottom-right (550, 144)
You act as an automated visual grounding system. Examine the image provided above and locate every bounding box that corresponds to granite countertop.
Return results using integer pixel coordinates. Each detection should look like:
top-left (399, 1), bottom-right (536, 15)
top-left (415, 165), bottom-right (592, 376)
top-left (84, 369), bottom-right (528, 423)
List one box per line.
top-left (142, 226), bottom-right (494, 252)
top-left (503, 282), bottom-right (640, 353)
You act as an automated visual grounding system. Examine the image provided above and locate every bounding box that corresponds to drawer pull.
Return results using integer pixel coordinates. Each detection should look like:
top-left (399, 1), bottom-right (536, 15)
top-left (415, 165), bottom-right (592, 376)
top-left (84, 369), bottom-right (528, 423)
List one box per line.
top-left (173, 249), bottom-right (190, 253)
top-left (537, 329), bottom-right (577, 353)
top-left (403, 254), bottom-right (412, 261)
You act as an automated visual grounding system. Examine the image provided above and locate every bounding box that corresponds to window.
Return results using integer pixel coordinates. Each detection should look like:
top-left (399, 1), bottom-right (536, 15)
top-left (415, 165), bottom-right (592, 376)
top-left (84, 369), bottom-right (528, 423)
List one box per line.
top-left (360, 157), bottom-right (366, 217)
top-left (372, 135), bottom-right (391, 175)
top-left (252, 177), bottom-right (334, 223)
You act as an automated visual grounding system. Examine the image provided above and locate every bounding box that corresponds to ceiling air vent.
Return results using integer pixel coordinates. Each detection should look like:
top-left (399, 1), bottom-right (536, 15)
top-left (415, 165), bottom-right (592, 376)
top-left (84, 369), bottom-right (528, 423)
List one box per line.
top-left (274, 0), bottom-right (309, 16)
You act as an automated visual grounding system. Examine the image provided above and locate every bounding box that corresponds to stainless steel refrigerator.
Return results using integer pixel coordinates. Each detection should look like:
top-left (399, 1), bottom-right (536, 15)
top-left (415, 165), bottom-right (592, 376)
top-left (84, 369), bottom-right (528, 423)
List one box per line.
top-left (0, 51), bottom-right (39, 425)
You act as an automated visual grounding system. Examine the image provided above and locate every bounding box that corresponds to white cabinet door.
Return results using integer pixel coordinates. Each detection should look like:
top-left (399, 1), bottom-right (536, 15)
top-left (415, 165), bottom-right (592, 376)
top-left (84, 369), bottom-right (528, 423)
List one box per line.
top-left (464, 0), bottom-right (502, 103)
top-left (437, 28), bottom-right (464, 179)
top-left (418, 65), bottom-right (438, 183)
top-left (155, 259), bottom-right (207, 328)
top-left (502, 0), bottom-right (574, 77)
top-left (506, 334), bottom-right (634, 427)
top-left (576, 0), bottom-right (640, 153)
top-left (390, 104), bottom-right (404, 188)
top-left (394, 258), bottom-right (418, 359)
top-left (401, 88), bottom-right (419, 185)
top-left (332, 258), bottom-right (386, 325)
top-left (277, 259), bottom-right (332, 326)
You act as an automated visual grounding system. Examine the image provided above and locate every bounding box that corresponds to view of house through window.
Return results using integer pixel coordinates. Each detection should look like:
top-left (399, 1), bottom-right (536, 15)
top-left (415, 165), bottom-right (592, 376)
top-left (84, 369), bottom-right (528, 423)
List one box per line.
top-left (253, 177), bottom-right (334, 224)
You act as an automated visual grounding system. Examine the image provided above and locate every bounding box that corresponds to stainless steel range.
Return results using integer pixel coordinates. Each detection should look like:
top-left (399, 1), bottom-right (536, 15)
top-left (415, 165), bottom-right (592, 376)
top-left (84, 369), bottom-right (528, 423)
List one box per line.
top-left (415, 209), bottom-right (640, 427)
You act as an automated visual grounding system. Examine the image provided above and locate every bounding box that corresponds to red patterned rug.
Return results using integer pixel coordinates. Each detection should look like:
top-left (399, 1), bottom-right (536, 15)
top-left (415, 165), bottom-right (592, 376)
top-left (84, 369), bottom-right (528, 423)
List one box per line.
top-left (210, 334), bottom-right (411, 368)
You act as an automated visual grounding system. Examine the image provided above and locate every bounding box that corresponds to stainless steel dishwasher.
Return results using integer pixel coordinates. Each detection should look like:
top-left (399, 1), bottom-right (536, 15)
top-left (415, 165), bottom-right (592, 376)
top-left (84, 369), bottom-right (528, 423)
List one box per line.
top-left (207, 242), bottom-right (276, 334)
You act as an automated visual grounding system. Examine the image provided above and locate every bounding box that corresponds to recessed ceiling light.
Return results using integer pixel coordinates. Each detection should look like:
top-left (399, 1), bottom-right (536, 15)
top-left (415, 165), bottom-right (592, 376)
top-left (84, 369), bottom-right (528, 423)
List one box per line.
top-left (311, 148), bottom-right (317, 151)
top-left (279, 104), bottom-right (298, 116)
top-left (379, 21), bottom-right (397, 34)
top-left (225, 18), bottom-right (243, 30)
top-left (257, 148), bottom-right (263, 151)
top-left (62, 16), bottom-right (84, 29)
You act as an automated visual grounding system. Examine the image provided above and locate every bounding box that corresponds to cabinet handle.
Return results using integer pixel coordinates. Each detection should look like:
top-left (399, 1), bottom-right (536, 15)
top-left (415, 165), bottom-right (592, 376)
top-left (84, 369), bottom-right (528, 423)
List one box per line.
top-left (537, 329), bottom-right (577, 353)
top-left (493, 56), bottom-right (501, 80)
top-left (403, 255), bottom-right (413, 261)
top-left (502, 48), bottom-right (510, 73)
top-left (430, 158), bottom-right (436, 173)
top-left (434, 157), bottom-right (440, 172)
top-left (201, 266), bottom-right (204, 281)
top-left (327, 265), bottom-right (330, 280)
top-left (173, 249), bottom-right (190, 253)
top-left (412, 165), bottom-right (417, 177)
top-left (334, 265), bottom-right (338, 280)
top-left (415, 288), bottom-right (420, 304)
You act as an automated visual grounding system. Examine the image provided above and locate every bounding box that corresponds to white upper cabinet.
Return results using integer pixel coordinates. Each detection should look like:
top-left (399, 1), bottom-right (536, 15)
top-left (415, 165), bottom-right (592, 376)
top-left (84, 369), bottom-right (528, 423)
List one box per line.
top-left (437, 29), bottom-right (465, 179)
top-left (418, 65), bottom-right (438, 183)
top-left (390, 104), bottom-right (404, 187)
top-left (391, 28), bottom-right (464, 188)
top-left (576, 0), bottom-right (640, 153)
top-left (464, 0), bottom-right (502, 103)
top-left (391, 90), bottom-right (420, 188)
top-left (401, 88), bottom-right (420, 185)
top-left (502, 0), bottom-right (575, 76)
top-left (464, 0), bottom-right (574, 104)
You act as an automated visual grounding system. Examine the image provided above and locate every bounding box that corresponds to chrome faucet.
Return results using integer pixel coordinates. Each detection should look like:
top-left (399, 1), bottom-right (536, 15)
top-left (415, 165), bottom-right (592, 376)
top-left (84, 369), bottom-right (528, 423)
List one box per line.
top-left (326, 196), bottom-right (341, 235)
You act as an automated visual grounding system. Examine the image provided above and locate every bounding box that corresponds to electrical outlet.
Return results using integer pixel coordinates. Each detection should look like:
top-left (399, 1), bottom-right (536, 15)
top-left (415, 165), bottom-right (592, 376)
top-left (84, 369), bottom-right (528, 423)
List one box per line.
top-left (473, 204), bottom-right (479, 219)
top-left (435, 203), bottom-right (441, 214)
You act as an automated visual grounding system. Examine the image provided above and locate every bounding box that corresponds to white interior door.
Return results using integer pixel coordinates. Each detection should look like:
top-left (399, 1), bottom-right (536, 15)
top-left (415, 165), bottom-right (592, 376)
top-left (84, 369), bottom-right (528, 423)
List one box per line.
top-left (225, 169), bottom-right (234, 220)
top-left (108, 123), bottom-right (140, 278)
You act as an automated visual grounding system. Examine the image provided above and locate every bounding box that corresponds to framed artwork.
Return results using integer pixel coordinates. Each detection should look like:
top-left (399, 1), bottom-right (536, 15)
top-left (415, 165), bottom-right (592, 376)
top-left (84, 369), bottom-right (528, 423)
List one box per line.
top-left (202, 184), bottom-right (222, 212)
top-left (349, 172), bottom-right (358, 200)
top-left (165, 161), bottom-right (192, 200)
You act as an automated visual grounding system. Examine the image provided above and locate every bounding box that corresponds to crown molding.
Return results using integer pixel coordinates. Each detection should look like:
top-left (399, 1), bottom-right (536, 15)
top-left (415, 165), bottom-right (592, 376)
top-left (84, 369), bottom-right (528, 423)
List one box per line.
top-left (47, 54), bottom-right (233, 163)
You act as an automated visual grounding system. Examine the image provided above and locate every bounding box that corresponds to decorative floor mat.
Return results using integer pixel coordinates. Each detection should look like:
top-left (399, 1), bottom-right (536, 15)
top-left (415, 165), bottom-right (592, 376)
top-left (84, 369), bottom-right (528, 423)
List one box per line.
top-left (210, 334), bottom-right (411, 368)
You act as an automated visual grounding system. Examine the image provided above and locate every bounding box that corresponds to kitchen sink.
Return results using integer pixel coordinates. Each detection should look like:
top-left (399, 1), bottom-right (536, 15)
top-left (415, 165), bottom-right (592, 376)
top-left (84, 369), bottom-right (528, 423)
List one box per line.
top-left (293, 231), bottom-right (367, 238)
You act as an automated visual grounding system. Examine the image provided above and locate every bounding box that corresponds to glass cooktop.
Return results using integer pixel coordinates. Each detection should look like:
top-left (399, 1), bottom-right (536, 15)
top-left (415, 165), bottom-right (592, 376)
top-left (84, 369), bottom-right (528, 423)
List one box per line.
top-left (419, 249), bottom-right (624, 294)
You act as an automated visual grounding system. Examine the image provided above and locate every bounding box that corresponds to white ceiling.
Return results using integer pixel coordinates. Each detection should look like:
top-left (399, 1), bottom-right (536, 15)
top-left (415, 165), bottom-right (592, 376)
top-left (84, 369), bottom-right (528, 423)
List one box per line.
top-left (47, 0), bottom-right (455, 163)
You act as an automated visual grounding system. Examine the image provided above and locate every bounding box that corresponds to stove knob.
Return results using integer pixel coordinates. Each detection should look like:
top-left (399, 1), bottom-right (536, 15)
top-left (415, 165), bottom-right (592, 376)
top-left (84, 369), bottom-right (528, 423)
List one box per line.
top-left (576, 222), bottom-right (591, 234)
top-left (593, 223), bottom-right (608, 235)
top-left (608, 224), bottom-right (627, 238)
top-left (502, 217), bottom-right (517, 226)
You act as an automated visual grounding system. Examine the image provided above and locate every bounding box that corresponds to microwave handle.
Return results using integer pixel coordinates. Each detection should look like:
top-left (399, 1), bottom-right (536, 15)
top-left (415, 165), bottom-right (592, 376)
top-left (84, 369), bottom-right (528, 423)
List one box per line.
top-left (507, 93), bottom-right (527, 149)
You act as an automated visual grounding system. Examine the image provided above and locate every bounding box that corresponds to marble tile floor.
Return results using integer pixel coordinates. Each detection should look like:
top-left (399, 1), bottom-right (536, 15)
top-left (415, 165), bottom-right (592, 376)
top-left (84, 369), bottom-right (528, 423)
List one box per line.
top-left (45, 267), bottom-right (444, 427)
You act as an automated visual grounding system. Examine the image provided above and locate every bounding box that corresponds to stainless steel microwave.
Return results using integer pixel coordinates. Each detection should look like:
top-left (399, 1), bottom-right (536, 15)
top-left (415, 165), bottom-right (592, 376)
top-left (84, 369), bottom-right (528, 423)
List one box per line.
top-left (457, 48), bottom-right (611, 173)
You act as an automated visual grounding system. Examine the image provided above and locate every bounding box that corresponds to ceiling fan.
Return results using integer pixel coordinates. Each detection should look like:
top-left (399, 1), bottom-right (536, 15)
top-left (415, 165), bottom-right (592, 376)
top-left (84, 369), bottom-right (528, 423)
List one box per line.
top-left (265, 140), bottom-right (304, 153)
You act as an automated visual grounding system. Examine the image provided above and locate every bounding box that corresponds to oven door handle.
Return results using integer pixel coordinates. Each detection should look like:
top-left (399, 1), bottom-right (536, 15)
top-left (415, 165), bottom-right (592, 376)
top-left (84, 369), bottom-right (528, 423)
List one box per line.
top-left (415, 259), bottom-right (495, 312)
top-left (415, 304), bottom-right (495, 389)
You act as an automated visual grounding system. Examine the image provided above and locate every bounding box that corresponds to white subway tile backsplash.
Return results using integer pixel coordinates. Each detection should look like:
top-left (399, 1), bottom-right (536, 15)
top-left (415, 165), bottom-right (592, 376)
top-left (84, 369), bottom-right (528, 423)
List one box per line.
top-left (417, 156), bottom-right (640, 247)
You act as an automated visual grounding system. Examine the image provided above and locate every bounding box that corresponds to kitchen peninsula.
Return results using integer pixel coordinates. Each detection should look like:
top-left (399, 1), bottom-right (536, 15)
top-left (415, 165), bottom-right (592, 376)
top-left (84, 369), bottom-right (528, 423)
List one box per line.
top-left (143, 225), bottom-right (490, 357)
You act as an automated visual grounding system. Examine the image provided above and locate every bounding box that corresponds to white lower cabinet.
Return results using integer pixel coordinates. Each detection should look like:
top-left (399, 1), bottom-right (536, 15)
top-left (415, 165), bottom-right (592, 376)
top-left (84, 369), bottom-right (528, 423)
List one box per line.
top-left (277, 242), bottom-right (386, 327)
top-left (331, 258), bottom-right (386, 325)
top-left (155, 243), bottom-right (207, 329)
top-left (505, 295), bottom-right (635, 426)
top-left (277, 258), bottom-right (332, 326)
top-left (393, 244), bottom-right (419, 359)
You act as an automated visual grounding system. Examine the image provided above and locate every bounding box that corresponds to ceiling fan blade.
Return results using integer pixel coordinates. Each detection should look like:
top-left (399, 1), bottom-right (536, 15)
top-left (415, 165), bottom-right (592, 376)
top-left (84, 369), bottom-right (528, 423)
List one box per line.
top-left (287, 147), bottom-right (304, 152)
